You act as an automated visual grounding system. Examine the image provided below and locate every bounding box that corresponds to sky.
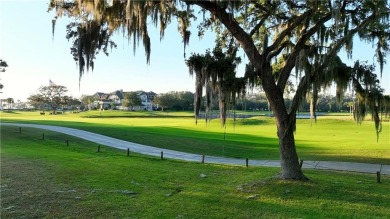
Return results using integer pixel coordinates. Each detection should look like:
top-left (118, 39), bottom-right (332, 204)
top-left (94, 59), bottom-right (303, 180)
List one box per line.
top-left (1, 1), bottom-right (389, 102)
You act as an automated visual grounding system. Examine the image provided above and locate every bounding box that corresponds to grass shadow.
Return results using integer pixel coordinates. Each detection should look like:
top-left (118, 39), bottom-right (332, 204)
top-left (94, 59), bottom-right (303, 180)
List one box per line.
top-left (1, 110), bottom-right (20, 114)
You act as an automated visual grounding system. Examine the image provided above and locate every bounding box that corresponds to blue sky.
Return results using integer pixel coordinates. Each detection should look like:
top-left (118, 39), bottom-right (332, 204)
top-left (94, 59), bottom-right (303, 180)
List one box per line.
top-left (1, 1), bottom-right (389, 102)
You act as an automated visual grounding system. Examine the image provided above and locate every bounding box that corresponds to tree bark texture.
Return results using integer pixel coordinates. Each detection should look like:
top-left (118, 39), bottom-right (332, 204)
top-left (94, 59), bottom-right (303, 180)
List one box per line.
top-left (261, 66), bottom-right (306, 180)
top-left (276, 118), bottom-right (305, 179)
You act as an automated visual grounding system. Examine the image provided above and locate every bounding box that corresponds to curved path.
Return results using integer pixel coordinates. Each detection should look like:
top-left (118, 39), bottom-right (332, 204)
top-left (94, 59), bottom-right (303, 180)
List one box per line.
top-left (2, 123), bottom-right (389, 175)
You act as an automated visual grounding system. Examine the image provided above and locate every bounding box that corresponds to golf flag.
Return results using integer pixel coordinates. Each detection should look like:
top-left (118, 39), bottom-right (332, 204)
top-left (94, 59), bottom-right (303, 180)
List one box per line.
top-left (49, 79), bottom-right (57, 86)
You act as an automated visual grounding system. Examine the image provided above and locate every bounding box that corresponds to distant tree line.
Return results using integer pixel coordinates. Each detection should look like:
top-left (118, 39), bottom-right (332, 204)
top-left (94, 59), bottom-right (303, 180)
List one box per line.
top-left (153, 91), bottom-right (194, 111)
top-left (153, 91), bottom-right (370, 113)
top-left (235, 93), bottom-right (359, 113)
top-left (22, 87), bottom-right (388, 116)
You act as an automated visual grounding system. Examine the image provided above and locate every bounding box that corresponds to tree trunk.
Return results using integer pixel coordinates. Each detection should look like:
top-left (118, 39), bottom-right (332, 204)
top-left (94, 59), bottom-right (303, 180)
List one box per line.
top-left (310, 97), bottom-right (317, 120)
top-left (260, 63), bottom-right (307, 180)
top-left (276, 117), bottom-right (307, 180)
top-left (52, 106), bottom-right (57, 115)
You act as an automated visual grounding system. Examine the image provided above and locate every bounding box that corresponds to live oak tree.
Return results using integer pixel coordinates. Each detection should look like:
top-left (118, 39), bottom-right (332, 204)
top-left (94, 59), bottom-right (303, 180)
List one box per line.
top-left (28, 84), bottom-right (70, 114)
top-left (50, 0), bottom-right (390, 180)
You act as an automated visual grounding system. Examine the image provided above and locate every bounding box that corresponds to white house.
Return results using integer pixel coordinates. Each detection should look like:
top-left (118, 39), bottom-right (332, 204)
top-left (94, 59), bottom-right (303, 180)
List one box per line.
top-left (108, 90), bottom-right (124, 106)
top-left (92, 90), bottom-right (157, 110)
top-left (93, 92), bottom-right (111, 109)
top-left (136, 91), bottom-right (157, 111)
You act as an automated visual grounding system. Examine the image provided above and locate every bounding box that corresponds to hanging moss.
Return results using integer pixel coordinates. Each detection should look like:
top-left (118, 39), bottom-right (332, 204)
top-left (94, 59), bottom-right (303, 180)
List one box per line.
top-left (351, 62), bottom-right (385, 141)
top-left (49, 0), bottom-right (183, 78)
top-left (186, 47), bottom-right (246, 126)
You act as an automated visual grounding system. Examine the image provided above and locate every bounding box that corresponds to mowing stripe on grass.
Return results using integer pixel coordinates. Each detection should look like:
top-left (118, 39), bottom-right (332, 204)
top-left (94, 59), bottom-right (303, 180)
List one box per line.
top-left (2, 122), bottom-right (389, 175)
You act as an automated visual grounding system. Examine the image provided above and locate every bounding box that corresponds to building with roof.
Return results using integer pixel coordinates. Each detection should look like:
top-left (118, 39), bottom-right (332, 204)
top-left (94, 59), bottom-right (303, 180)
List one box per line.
top-left (92, 90), bottom-right (157, 111)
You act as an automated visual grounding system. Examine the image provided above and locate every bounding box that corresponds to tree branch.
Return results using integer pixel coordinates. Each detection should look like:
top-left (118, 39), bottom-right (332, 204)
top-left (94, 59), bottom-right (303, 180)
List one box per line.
top-left (186, 0), bottom-right (262, 65)
top-left (277, 12), bottom-right (332, 91)
top-left (266, 40), bottom-right (292, 60)
top-left (285, 10), bottom-right (383, 116)
top-left (288, 75), bottom-right (310, 115)
top-left (186, 0), bottom-right (288, 120)
top-left (320, 12), bottom-right (381, 72)
top-left (267, 10), bottom-right (312, 54)
top-left (253, 2), bottom-right (290, 20)
top-left (249, 12), bottom-right (270, 37)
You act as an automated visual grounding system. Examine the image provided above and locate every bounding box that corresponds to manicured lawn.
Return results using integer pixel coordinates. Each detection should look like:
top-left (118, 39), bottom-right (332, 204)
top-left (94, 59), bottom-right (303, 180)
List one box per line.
top-left (1, 126), bottom-right (389, 218)
top-left (1, 110), bottom-right (389, 164)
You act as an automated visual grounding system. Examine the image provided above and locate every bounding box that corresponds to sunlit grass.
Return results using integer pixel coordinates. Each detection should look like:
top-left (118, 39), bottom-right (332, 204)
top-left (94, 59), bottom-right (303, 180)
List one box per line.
top-left (1, 110), bottom-right (389, 164)
top-left (1, 126), bottom-right (389, 218)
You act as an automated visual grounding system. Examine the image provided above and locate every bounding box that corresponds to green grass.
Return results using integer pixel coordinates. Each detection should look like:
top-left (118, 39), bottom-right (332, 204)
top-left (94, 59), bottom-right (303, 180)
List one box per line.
top-left (1, 110), bottom-right (389, 164)
top-left (1, 126), bottom-right (390, 218)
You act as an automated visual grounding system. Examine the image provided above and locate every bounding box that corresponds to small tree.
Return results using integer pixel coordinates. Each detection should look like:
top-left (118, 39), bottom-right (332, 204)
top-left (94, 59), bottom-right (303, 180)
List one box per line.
top-left (176, 91), bottom-right (194, 111)
top-left (80, 95), bottom-right (95, 110)
top-left (64, 96), bottom-right (81, 111)
top-left (122, 92), bottom-right (141, 110)
top-left (5, 97), bottom-right (14, 110)
top-left (153, 93), bottom-right (175, 111)
top-left (153, 91), bottom-right (194, 111)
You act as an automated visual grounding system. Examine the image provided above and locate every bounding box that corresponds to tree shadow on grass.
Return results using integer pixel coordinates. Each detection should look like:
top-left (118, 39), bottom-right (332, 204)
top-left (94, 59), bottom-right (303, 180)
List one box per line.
top-left (1, 119), bottom-right (280, 159)
top-left (3, 119), bottom-right (388, 164)
top-left (1, 110), bottom-right (19, 114)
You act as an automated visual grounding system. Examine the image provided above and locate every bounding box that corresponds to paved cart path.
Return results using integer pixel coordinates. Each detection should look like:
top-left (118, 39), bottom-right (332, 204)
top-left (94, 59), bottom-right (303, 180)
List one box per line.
top-left (2, 123), bottom-right (389, 175)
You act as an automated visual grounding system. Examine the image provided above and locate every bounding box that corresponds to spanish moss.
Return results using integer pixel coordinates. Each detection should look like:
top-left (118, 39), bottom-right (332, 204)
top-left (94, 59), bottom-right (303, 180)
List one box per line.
top-left (186, 47), bottom-right (246, 126)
